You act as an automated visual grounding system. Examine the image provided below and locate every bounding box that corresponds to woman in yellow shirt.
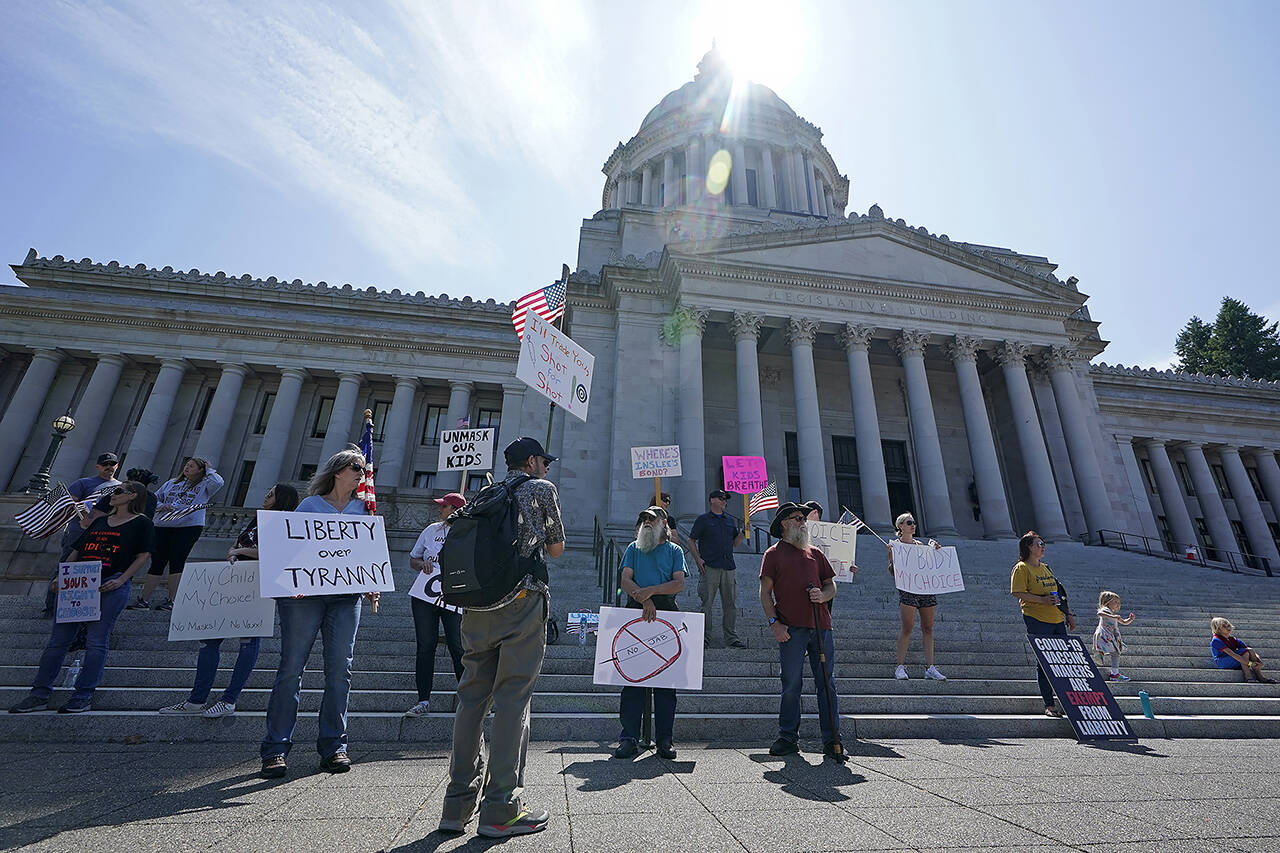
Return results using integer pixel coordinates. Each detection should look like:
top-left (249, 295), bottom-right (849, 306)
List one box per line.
top-left (1010, 531), bottom-right (1077, 718)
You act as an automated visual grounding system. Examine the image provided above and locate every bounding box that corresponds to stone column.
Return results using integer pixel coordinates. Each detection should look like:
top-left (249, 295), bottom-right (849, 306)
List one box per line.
top-left (791, 149), bottom-right (808, 212)
top-left (1141, 439), bottom-right (1198, 551)
top-left (759, 144), bottom-right (777, 209)
top-left (675, 307), bottom-right (709, 514)
top-left (51, 353), bottom-right (127, 484)
top-left (319, 371), bottom-right (364, 462)
top-left (686, 138), bottom-right (702, 204)
top-left (1045, 347), bottom-right (1111, 536)
top-left (662, 152), bottom-right (675, 208)
top-left (499, 383), bottom-right (526, 448)
top-left (993, 341), bottom-right (1069, 539)
top-left (805, 154), bottom-right (820, 213)
top-left (731, 141), bottom-right (749, 206)
top-left (1252, 449), bottom-right (1280, 516)
top-left (788, 318), bottom-right (830, 507)
top-left (377, 377), bottom-right (419, 489)
top-left (1181, 442), bottom-right (1237, 559)
top-left (437, 380), bottom-right (474, 491)
top-left (840, 324), bottom-right (891, 528)
top-left (125, 358), bottom-right (189, 472)
top-left (824, 186), bottom-right (835, 217)
top-left (245, 367), bottom-right (307, 503)
top-left (1113, 434), bottom-right (1162, 542)
top-left (731, 311), bottom-right (765, 458)
top-left (1218, 446), bottom-right (1280, 564)
top-left (192, 363), bottom-right (249, 467)
top-left (0, 349), bottom-right (65, 490)
top-left (812, 170), bottom-right (826, 216)
top-left (949, 336), bottom-right (1015, 538)
top-left (894, 330), bottom-right (957, 536)
top-left (641, 164), bottom-right (653, 206)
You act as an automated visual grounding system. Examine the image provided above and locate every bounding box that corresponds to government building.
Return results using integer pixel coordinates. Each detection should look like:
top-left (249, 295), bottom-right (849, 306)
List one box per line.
top-left (3, 49), bottom-right (1280, 578)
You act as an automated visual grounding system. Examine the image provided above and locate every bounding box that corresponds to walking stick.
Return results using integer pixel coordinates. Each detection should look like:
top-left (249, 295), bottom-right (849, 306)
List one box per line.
top-left (809, 585), bottom-right (846, 762)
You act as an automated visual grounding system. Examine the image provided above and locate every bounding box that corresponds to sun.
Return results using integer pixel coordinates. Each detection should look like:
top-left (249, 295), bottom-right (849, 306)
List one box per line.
top-left (690, 0), bottom-right (808, 90)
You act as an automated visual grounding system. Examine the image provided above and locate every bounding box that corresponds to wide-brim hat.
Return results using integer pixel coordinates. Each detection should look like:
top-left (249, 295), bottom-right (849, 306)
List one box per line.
top-left (769, 502), bottom-right (807, 539)
top-left (636, 507), bottom-right (661, 526)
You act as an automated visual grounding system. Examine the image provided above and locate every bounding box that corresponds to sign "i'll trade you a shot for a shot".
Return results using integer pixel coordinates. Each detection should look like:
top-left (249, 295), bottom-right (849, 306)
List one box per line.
top-left (256, 511), bottom-right (396, 598)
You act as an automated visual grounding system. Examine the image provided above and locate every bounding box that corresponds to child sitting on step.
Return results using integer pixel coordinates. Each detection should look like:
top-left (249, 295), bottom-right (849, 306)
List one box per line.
top-left (1210, 618), bottom-right (1275, 683)
top-left (1093, 591), bottom-right (1136, 682)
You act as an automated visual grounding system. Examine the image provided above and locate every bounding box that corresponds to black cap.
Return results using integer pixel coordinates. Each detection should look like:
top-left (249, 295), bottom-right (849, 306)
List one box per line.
top-left (97, 452), bottom-right (120, 465)
top-left (126, 467), bottom-right (158, 485)
top-left (504, 436), bottom-right (558, 466)
top-left (769, 502), bottom-right (808, 539)
top-left (708, 489), bottom-right (730, 501)
top-left (803, 500), bottom-right (824, 519)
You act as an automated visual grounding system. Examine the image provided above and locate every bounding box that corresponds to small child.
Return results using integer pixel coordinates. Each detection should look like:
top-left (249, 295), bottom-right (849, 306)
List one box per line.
top-left (1094, 591), bottom-right (1136, 681)
top-left (1210, 617), bottom-right (1275, 683)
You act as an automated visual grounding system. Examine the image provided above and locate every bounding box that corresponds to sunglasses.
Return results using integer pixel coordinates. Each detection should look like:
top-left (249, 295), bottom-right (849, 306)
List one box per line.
top-left (660, 496), bottom-right (671, 503)
top-left (111, 486), bottom-right (134, 496)
top-left (784, 514), bottom-right (806, 524)
top-left (902, 520), bottom-right (916, 526)
top-left (1034, 540), bottom-right (1046, 548)
top-left (347, 463), bottom-right (366, 474)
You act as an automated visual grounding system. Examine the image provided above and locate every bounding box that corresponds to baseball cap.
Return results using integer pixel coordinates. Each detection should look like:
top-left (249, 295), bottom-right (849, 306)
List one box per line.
top-left (504, 436), bottom-right (558, 466)
top-left (97, 452), bottom-right (120, 465)
top-left (433, 493), bottom-right (466, 508)
top-left (708, 489), bottom-right (730, 500)
top-left (636, 507), bottom-right (661, 525)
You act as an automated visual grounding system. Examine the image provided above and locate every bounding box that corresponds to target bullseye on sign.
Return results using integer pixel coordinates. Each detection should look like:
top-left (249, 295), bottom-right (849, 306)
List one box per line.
top-left (593, 605), bottom-right (704, 690)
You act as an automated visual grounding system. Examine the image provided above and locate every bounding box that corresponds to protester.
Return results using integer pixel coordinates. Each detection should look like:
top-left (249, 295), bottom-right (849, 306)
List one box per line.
top-left (614, 507), bottom-right (686, 760)
top-left (440, 437), bottom-right (564, 838)
top-left (42, 452), bottom-right (122, 615)
top-left (260, 447), bottom-right (370, 778)
top-left (657, 491), bottom-right (683, 547)
top-left (759, 503), bottom-right (843, 760)
top-left (159, 483), bottom-right (299, 718)
top-left (885, 512), bottom-right (947, 681)
top-left (1011, 531), bottom-right (1077, 718)
top-left (11, 482), bottom-right (154, 713)
top-left (689, 489), bottom-right (746, 649)
top-left (1210, 617), bottom-right (1274, 683)
top-left (89, 467), bottom-right (159, 520)
top-left (404, 493), bottom-right (467, 719)
top-left (129, 457), bottom-right (224, 611)
top-left (1093, 591), bottom-right (1136, 682)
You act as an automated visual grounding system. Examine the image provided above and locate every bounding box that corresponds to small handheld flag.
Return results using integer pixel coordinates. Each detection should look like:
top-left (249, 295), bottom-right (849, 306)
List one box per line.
top-left (357, 410), bottom-right (377, 513)
top-left (748, 482), bottom-right (779, 517)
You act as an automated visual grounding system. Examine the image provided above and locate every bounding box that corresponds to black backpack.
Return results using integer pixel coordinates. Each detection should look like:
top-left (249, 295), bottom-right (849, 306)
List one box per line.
top-left (440, 473), bottom-right (532, 608)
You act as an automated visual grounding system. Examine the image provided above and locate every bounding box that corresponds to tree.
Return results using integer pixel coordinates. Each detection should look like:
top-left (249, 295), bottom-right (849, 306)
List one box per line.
top-left (1174, 298), bottom-right (1280, 380)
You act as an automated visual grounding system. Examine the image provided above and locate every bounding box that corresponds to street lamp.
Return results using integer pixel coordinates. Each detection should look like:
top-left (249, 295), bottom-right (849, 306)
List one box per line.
top-left (25, 414), bottom-right (77, 494)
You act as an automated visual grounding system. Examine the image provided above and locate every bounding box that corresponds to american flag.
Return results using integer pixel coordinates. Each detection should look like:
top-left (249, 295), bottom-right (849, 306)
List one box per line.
top-left (456, 415), bottom-right (470, 429)
top-left (356, 414), bottom-right (377, 513)
top-left (511, 280), bottom-right (566, 340)
top-left (156, 502), bottom-right (209, 524)
top-left (14, 482), bottom-right (76, 539)
top-left (748, 482), bottom-right (779, 517)
top-left (840, 508), bottom-right (888, 544)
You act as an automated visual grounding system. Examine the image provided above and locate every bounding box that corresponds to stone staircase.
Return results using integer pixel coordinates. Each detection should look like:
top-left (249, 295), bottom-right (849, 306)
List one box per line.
top-left (2, 538), bottom-right (1279, 744)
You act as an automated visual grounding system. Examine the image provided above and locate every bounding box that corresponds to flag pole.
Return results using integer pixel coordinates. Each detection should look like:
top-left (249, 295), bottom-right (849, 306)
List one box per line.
top-left (362, 408), bottom-right (380, 615)
top-left (543, 263), bottom-right (571, 450)
top-left (744, 493), bottom-right (751, 528)
top-left (654, 477), bottom-right (661, 507)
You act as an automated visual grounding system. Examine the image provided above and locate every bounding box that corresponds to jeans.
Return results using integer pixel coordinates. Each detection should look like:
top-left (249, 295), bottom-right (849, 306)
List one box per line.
top-left (31, 581), bottom-right (130, 702)
top-left (1025, 615), bottom-right (1068, 707)
top-left (261, 595), bottom-right (361, 760)
top-left (190, 637), bottom-right (262, 704)
top-left (411, 597), bottom-right (465, 702)
top-left (702, 566), bottom-right (739, 645)
top-left (619, 687), bottom-right (676, 743)
top-left (442, 591), bottom-right (548, 826)
top-left (777, 626), bottom-right (839, 744)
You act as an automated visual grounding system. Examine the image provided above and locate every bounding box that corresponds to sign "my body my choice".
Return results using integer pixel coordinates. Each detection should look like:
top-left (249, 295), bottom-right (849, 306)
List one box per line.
top-left (256, 511), bottom-right (396, 598)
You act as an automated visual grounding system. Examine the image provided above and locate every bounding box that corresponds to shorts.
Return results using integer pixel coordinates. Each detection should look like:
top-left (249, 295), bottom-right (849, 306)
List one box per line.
top-left (898, 590), bottom-right (938, 609)
top-left (1213, 656), bottom-right (1243, 670)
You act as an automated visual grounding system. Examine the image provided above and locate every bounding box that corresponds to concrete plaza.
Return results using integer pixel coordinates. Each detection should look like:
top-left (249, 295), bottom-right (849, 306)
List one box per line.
top-left (2, 737), bottom-right (1277, 852)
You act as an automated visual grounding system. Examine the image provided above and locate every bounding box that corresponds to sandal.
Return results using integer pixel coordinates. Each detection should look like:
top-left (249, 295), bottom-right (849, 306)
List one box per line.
top-left (1043, 706), bottom-right (1064, 718)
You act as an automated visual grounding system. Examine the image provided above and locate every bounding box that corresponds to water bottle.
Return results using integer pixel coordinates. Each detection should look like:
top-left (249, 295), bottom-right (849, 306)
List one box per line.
top-left (63, 657), bottom-right (82, 688)
top-left (1050, 590), bottom-right (1061, 606)
top-left (1138, 690), bottom-right (1154, 719)
top-left (578, 627), bottom-right (587, 649)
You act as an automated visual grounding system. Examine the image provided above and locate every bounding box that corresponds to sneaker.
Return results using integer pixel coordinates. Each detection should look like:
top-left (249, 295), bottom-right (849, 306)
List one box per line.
top-left (58, 696), bottom-right (92, 714)
top-left (158, 700), bottom-right (205, 715)
top-left (403, 700), bottom-right (432, 718)
top-left (894, 665), bottom-right (909, 680)
top-left (125, 599), bottom-right (151, 610)
top-left (319, 752), bottom-right (351, 773)
top-left (728, 640), bottom-right (747, 649)
top-left (613, 739), bottom-right (639, 760)
top-left (8, 694), bottom-right (50, 714)
top-left (924, 665), bottom-right (947, 681)
top-left (437, 817), bottom-right (469, 834)
top-left (260, 755), bottom-right (287, 779)
top-left (154, 601), bottom-right (173, 611)
top-left (823, 741), bottom-right (849, 763)
top-left (656, 740), bottom-right (677, 760)
top-left (1108, 673), bottom-right (1131, 682)
top-left (477, 807), bottom-right (549, 838)
top-left (203, 700), bottom-right (236, 718)
top-left (768, 737), bottom-right (799, 756)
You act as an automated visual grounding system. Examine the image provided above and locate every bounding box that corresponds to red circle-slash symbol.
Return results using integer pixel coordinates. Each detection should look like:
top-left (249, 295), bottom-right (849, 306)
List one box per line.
top-left (611, 617), bottom-right (683, 683)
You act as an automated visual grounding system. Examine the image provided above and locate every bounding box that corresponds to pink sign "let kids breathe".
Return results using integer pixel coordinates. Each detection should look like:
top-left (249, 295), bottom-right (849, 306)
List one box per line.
top-left (722, 456), bottom-right (768, 494)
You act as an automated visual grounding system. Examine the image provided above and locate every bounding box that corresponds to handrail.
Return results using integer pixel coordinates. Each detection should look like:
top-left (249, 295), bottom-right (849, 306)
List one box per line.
top-left (1093, 528), bottom-right (1273, 577)
top-left (592, 515), bottom-right (626, 606)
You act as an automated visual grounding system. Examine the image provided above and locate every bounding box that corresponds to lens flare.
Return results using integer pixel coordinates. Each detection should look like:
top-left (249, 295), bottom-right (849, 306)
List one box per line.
top-left (706, 149), bottom-right (731, 196)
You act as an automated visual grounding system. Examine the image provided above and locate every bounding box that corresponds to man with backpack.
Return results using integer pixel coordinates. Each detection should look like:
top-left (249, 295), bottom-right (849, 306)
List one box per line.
top-left (438, 437), bottom-right (564, 839)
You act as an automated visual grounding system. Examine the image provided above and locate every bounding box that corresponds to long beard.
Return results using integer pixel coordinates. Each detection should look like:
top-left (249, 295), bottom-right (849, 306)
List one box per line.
top-left (784, 525), bottom-right (810, 549)
top-left (636, 524), bottom-right (663, 552)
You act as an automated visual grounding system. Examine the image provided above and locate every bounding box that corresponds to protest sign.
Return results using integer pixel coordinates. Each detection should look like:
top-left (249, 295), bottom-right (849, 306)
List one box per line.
top-left (890, 541), bottom-right (965, 595)
top-left (56, 561), bottom-right (101, 623)
top-left (631, 445), bottom-right (682, 479)
top-left (722, 456), bottom-right (768, 493)
top-left (167, 561), bottom-right (276, 641)
top-left (437, 428), bottom-right (494, 472)
top-left (567, 612), bottom-right (599, 636)
top-left (256, 511), bottom-right (395, 598)
top-left (516, 310), bottom-right (594, 422)
top-left (809, 520), bottom-right (858, 583)
top-left (408, 524), bottom-right (461, 614)
top-left (593, 606), bottom-right (705, 690)
top-left (1029, 634), bottom-right (1137, 742)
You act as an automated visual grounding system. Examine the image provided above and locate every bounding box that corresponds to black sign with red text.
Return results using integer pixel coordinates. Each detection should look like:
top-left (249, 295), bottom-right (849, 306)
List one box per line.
top-left (1029, 634), bottom-right (1136, 742)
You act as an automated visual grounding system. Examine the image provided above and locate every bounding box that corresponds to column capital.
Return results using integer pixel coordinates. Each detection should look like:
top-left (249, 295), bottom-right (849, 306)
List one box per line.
top-left (448, 379), bottom-right (475, 394)
top-left (839, 323), bottom-right (874, 352)
top-left (785, 317), bottom-right (819, 347)
top-left (1139, 437), bottom-right (1169, 448)
top-left (89, 352), bottom-right (129, 368)
top-left (215, 362), bottom-right (251, 377)
top-left (1215, 444), bottom-right (1243, 458)
top-left (29, 348), bottom-right (65, 364)
top-left (157, 357), bottom-right (191, 372)
top-left (993, 340), bottom-right (1031, 367)
top-left (730, 311), bottom-right (763, 342)
top-left (502, 382), bottom-right (527, 395)
top-left (393, 375), bottom-right (420, 389)
top-left (336, 370), bottom-right (364, 384)
top-left (947, 334), bottom-right (981, 364)
top-left (278, 366), bottom-right (309, 382)
top-left (1045, 345), bottom-right (1080, 371)
top-left (670, 305), bottom-right (709, 339)
top-left (893, 328), bottom-right (931, 359)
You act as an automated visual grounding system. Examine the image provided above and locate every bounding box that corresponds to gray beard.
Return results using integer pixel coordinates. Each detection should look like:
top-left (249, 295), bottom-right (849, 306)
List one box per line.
top-left (784, 526), bottom-right (810, 549)
top-left (636, 524), bottom-right (663, 552)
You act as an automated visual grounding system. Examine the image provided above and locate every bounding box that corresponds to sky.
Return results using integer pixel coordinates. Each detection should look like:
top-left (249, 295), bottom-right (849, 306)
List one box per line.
top-left (2, 0), bottom-right (1277, 369)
